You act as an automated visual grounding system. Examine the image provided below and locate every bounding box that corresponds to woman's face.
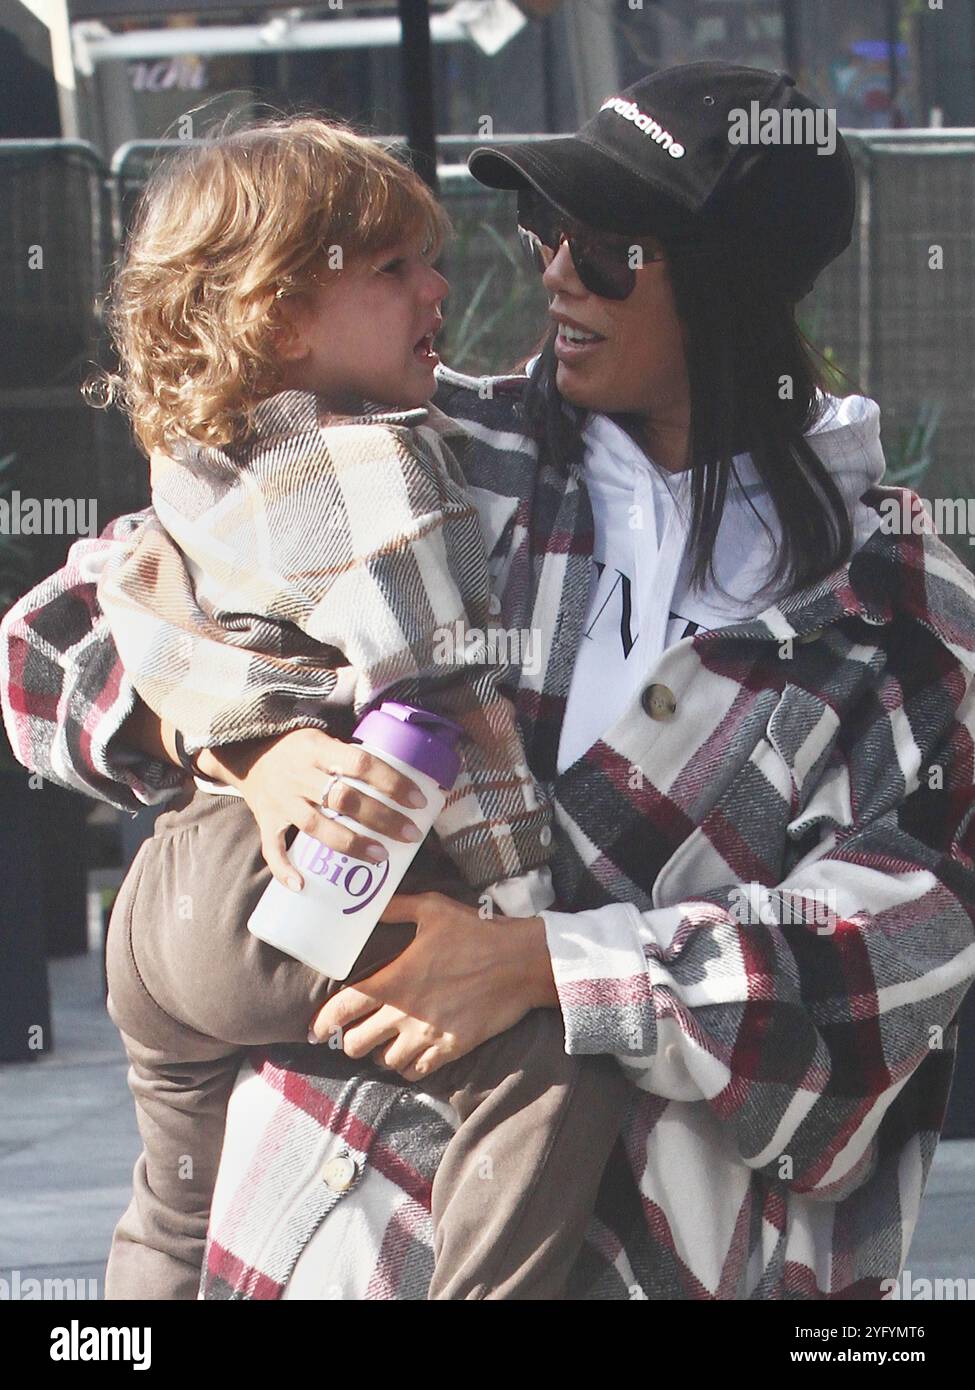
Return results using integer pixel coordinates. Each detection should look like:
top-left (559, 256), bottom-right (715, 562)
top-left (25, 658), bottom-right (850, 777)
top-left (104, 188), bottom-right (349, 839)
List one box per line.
top-left (275, 233), bottom-right (448, 411)
top-left (541, 228), bottom-right (690, 419)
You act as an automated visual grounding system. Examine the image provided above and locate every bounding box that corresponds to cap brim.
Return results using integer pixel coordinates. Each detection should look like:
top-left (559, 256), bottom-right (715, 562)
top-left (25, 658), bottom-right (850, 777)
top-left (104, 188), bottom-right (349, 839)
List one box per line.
top-left (468, 138), bottom-right (698, 239)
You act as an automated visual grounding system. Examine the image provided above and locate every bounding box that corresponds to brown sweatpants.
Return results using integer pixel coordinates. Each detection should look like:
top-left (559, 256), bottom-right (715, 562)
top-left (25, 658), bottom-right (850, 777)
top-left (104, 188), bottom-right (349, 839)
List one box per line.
top-left (104, 787), bottom-right (631, 1301)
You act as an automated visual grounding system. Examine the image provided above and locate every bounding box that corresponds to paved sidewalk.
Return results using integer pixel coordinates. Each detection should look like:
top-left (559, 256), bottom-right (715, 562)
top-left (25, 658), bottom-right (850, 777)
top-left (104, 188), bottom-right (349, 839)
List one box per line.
top-left (0, 952), bottom-right (138, 1296)
top-left (1, 950), bottom-right (974, 1298)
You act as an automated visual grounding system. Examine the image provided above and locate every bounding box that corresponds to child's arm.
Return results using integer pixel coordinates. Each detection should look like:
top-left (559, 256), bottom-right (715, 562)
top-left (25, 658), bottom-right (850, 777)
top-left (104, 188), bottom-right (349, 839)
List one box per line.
top-left (0, 508), bottom-right (190, 810)
top-left (97, 414), bottom-right (553, 913)
top-left (0, 505), bottom-right (436, 887)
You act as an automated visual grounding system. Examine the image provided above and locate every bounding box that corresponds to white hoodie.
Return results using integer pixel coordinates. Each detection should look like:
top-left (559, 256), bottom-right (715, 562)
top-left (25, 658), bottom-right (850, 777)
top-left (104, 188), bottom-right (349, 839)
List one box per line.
top-left (556, 392), bottom-right (888, 772)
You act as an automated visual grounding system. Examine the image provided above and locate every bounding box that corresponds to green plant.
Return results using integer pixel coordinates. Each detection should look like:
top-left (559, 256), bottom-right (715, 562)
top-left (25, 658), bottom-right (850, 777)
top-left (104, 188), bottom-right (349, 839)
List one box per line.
top-left (439, 193), bottom-right (548, 373)
top-left (796, 296), bottom-right (860, 398)
top-left (447, 223), bottom-right (529, 367)
top-left (815, 344), bottom-right (854, 397)
top-left (797, 295), bottom-right (944, 492)
top-left (899, 0), bottom-right (928, 42)
top-left (881, 399), bottom-right (943, 489)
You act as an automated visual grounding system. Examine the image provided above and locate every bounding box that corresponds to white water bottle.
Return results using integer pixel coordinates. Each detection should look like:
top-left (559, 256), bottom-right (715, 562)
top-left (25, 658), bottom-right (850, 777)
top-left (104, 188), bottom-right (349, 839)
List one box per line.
top-left (247, 701), bottom-right (463, 980)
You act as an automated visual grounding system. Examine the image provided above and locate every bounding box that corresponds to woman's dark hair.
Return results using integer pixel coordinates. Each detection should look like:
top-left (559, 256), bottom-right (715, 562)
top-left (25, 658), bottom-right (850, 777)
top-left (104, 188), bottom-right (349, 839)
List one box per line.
top-left (520, 239), bottom-right (864, 602)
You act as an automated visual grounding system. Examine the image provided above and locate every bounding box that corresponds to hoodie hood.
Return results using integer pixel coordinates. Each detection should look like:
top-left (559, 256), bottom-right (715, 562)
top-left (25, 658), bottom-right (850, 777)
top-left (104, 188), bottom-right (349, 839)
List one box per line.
top-left (699, 390), bottom-right (885, 523)
top-left (578, 390), bottom-right (889, 634)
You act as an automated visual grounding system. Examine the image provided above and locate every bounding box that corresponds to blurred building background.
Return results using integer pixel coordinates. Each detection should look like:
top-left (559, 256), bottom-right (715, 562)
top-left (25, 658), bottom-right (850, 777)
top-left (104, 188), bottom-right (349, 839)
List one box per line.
top-left (1, 0), bottom-right (970, 535)
top-left (5, 0), bottom-right (974, 150)
top-left (1, 0), bottom-right (974, 1136)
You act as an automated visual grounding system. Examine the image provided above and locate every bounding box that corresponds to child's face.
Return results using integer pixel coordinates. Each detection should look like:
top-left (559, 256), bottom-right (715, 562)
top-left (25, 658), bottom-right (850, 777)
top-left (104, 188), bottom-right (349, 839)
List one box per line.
top-left (275, 233), bottom-right (448, 410)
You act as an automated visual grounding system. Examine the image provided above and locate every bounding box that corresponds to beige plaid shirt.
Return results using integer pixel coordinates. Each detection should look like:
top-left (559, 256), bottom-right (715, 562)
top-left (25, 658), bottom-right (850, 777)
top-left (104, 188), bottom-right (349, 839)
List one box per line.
top-left (96, 388), bottom-right (553, 914)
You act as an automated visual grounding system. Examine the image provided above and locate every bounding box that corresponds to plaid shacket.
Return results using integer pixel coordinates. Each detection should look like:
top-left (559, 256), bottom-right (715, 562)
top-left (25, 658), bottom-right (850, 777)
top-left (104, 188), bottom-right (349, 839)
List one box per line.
top-left (3, 363), bottom-right (975, 1300)
top-left (95, 389), bottom-right (551, 908)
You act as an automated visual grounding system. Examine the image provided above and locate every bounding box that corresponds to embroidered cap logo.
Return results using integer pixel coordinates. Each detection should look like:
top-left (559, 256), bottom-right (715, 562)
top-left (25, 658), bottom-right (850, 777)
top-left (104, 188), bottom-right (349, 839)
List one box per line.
top-left (600, 97), bottom-right (686, 158)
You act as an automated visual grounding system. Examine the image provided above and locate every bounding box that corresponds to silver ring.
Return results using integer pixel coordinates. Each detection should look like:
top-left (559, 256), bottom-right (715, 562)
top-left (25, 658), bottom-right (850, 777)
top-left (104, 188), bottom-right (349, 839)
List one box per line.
top-left (320, 772), bottom-right (342, 814)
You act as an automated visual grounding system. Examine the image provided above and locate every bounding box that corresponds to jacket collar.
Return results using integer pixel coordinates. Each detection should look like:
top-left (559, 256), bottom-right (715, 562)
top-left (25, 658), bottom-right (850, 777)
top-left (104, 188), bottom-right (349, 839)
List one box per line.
top-left (249, 389), bottom-right (430, 433)
top-left (252, 394), bottom-right (472, 445)
top-left (692, 484), bottom-right (975, 677)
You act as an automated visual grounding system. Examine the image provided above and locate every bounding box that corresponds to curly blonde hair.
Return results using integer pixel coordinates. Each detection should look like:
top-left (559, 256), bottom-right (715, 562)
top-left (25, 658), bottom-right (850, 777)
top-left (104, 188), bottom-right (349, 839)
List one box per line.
top-left (92, 115), bottom-right (452, 454)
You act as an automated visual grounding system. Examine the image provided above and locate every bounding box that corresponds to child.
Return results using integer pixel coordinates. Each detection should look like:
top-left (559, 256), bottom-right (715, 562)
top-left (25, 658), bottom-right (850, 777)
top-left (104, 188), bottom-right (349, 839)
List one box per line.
top-left (93, 116), bottom-right (631, 1300)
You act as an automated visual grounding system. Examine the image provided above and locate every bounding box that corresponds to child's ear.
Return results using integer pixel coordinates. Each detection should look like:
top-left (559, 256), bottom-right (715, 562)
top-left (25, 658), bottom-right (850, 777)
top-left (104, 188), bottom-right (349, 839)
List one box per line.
top-left (271, 297), bottom-right (309, 363)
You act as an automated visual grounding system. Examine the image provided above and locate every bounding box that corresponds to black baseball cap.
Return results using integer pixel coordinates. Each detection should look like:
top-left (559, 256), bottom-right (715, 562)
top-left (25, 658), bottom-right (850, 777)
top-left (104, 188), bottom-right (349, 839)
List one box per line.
top-left (468, 60), bottom-right (856, 300)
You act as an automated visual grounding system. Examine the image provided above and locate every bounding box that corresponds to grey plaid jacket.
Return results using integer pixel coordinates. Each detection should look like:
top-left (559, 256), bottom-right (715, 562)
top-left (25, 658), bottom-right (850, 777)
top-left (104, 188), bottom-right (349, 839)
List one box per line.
top-left (3, 363), bottom-right (975, 1299)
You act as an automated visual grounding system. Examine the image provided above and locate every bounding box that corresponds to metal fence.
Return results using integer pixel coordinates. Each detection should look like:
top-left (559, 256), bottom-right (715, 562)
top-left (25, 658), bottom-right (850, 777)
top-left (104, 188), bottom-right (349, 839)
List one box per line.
top-left (806, 132), bottom-right (975, 530)
top-left (2, 130), bottom-right (975, 581)
top-left (0, 139), bottom-right (142, 594)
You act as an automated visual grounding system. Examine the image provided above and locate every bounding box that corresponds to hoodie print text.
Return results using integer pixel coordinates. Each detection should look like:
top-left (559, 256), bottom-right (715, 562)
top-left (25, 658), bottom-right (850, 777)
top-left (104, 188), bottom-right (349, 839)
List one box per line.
top-left (556, 397), bottom-right (887, 774)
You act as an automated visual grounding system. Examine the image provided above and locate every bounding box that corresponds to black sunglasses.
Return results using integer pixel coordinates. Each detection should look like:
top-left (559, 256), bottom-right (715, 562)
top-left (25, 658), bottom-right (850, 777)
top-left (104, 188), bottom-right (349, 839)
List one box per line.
top-left (516, 186), bottom-right (666, 300)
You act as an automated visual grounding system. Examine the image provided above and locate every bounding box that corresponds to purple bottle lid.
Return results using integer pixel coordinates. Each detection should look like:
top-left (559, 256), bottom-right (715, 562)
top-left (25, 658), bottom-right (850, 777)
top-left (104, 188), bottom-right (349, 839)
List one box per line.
top-left (352, 701), bottom-right (463, 789)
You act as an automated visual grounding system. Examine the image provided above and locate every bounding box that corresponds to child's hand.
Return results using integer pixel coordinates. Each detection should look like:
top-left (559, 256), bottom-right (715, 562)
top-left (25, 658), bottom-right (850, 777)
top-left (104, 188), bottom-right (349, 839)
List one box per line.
top-left (200, 727), bottom-right (428, 891)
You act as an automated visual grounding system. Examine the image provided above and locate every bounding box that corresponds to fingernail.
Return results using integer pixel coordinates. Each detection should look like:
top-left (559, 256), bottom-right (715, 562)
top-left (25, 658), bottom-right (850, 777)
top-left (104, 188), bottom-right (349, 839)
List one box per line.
top-left (287, 875), bottom-right (303, 893)
top-left (401, 823), bottom-right (423, 842)
top-left (407, 788), bottom-right (427, 808)
top-left (307, 1029), bottom-right (319, 1045)
top-left (364, 843), bottom-right (388, 862)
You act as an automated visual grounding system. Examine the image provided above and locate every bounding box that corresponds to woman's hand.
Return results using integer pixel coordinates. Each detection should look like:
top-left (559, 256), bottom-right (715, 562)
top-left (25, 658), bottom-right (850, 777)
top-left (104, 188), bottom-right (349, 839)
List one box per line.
top-left (195, 728), bottom-right (428, 890)
top-left (308, 891), bottom-right (560, 1081)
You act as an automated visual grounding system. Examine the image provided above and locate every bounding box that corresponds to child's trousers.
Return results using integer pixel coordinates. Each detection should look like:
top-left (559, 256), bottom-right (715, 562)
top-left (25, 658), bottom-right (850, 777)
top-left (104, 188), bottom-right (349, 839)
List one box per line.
top-left (104, 787), bottom-right (631, 1301)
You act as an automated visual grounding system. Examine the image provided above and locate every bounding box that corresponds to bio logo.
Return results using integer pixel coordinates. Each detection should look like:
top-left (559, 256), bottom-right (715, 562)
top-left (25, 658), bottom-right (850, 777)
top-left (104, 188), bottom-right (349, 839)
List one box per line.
top-left (294, 838), bottom-right (390, 915)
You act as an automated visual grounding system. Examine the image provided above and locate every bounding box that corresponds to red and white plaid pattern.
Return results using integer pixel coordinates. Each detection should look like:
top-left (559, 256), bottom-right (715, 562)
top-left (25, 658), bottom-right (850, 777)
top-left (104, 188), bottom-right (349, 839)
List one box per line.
top-left (3, 364), bottom-right (975, 1299)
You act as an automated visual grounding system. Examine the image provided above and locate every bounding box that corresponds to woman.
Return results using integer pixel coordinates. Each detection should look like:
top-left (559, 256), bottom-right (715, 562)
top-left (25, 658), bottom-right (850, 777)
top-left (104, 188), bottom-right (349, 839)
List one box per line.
top-left (5, 61), bottom-right (975, 1300)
